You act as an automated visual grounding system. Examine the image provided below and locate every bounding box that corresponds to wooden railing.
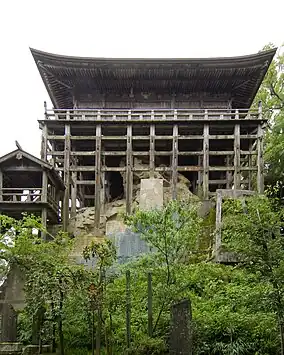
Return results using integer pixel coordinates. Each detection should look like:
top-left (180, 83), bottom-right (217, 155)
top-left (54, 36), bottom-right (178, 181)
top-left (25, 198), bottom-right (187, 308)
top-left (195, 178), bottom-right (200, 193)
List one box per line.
top-left (0, 188), bottom-right (42, 202)
top-left (44, 108), bottom-right (262, 121)
top-left (0, 189), bottom-right (58, 212)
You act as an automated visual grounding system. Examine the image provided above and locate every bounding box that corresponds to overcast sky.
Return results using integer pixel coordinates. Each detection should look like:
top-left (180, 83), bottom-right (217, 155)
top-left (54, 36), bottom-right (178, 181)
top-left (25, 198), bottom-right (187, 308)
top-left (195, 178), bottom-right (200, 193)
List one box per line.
top-left (0, 0), bottom-right (283, 157)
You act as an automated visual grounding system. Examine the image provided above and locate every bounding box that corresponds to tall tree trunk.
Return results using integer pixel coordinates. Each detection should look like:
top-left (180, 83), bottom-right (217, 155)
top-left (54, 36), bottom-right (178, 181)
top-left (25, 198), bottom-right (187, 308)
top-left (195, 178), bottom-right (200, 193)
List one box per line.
top-left (278, 315), bottom-right (284, 355)
top-left (58, 278), bottom-right (64, 355)
top-left (50, 300), bottom-right (56, 353)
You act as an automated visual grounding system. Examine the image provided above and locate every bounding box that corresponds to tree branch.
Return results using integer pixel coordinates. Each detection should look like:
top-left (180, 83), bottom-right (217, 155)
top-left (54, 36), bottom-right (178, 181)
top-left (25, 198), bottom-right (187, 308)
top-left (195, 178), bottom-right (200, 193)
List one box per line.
top-left (270, 84), bottom-right (284, 104)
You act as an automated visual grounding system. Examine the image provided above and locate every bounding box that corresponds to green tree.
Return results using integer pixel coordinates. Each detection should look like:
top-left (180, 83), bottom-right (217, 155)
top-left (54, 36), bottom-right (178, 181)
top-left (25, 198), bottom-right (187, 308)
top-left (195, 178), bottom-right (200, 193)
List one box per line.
top-left (254, 44), bottom-right (284, 188)
top-left (83, 239), bottom-right (117, 355)
top-left (222, 195), bottom-right (284, 354)
top-left (0, 214), bottom-right (90, 355)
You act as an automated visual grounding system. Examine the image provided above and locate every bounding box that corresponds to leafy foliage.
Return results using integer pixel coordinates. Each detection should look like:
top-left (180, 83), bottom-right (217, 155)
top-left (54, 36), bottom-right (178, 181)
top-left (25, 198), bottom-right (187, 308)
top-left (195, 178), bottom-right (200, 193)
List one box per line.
top-left (0, 214), bottom-right (92, 354)
top-left (254, 44), bottom-right (284, 186)
top-left (222, 195), bottom-right (284, 353)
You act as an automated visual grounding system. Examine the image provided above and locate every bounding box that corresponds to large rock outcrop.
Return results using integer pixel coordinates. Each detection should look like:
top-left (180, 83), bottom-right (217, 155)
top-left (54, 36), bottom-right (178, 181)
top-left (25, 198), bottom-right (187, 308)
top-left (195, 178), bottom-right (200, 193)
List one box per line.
top-left (68, 158), bottom-right (199, 264)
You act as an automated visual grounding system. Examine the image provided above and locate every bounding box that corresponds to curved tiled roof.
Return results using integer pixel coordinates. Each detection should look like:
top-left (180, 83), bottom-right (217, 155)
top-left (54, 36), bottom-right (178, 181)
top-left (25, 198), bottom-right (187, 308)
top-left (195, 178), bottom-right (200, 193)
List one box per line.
top-left (30, 48), bottom-right (277, 109)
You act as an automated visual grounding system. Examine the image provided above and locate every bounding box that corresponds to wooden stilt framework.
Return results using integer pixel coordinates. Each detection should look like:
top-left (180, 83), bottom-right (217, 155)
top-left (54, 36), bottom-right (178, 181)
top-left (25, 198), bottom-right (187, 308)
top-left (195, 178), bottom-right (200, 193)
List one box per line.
top-left (39, 107), bottom-right (266, 224)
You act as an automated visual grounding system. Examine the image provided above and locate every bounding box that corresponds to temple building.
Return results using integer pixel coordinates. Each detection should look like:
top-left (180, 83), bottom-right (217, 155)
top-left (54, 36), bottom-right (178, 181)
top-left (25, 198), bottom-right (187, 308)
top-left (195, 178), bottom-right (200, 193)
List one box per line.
top-left (29, 47), bottom-right (276, 230)
top-left (0, 47), bottom-right (277, 344)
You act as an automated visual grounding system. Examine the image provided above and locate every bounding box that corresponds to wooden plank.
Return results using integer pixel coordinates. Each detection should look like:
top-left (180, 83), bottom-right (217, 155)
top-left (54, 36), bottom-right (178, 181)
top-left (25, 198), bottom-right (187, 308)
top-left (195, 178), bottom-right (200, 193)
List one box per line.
top-left (215, 190), bottom-right (222, 254)
top-left (234, 117), bottom-right (241, 189)
top-left (71, 171), bottom-right (77, 217)
top-left (172, 124), bottom-right (178, 199)
top-left (47, 133), bottom-right (259, 141)
top-left (0, 169), bottom-right (3, 202)
top-left (95, 124), bottom-right (102, 228)
top-left (248, 142), bottom-right (252, 190)
top-left (78, 172), bottom-right (85, 208)
top-left (257, 123), bottom-right (264, 194)
top-left (150, 112), bottom-right (155, 178)
top-left (126, 122), bottom-right (133, 214)
top-left (226, 155), bottom-right (232, 189)
top-left (63, 124), bottom-right (71, 232)
top-left (50, 150), bottom-right (243, 158)
top-left (40, 117), bottom-right (264, 124)
top-left (2, 166), bottom-right (43, 172)
top-left (42, 170), bottom-right (48, 203)
top-left (84, 194), bottom-right (95, 199)
top-left (203, 121), bottom-right (209, 199)
top-left (41, 124), bottom-right (48, 161)
top-left (197, 156), bottom-right (202, 192)
top-left (41, 208), bottom-right (47, 240)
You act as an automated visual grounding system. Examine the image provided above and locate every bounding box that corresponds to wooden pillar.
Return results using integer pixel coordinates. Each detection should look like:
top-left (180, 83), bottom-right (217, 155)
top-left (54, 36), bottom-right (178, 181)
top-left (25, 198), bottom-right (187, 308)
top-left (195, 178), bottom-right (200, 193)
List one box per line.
top-left (0, 169), bottom-right (3, 202)
top-left (257, 124), bottom-right (264, 194)
top-left (226, 155), bottom-right (232, 189)
top-left (234, 110), bottom-right (240, 190)
top-left (172, 120), bottom-right (178, 199)
top-left (126, 112), bottom-right (133, 215)
top-left (197, 156), bottom-right (202, 192)
top-left (149, 111), bottom-right (155, 178)
top-left (257, 102), bottom-right (264, 194)
top-left (41, 208), bottom-right (47, 240)
top-left (41, 170), bottom-right (48, 240)
top-left (63, 123), bottom-right (71, 232)
top-left (101, 172), bottom-right (106, 213)
top-left (71, 171), bottom-right (77, 217)
top-left (40, 124), bottom-right (48, 161)
top-left (50, 140), bottom-right (56, 166)
top-left (95, 123), bottom-right (102, 228)
top-left (248, 142), bottom-right (253, 191)
top-left (78, 172), bottom-right (85, 208)
top-left (42, 170), bottom-right (48, 203)
top-left (203, 111), bottom-right (209, 199)
top-left (215, 190), bottom-right (222, 255)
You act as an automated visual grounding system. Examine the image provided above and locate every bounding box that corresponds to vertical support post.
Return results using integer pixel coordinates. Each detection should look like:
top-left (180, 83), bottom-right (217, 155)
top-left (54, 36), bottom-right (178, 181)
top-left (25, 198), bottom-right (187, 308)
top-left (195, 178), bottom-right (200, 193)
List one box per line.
top-left (41, 123), bottom-right (48, 161)
top-left (42, 170), bottom-right (48, 203)
top-left (95, 124), bottom-right (102, 228)
top-left (79, 172), bottom-right (85, 208)
top-left (203, 112), bottom-right (209, 199)
top-left (41, 171), bottom-right (48, 240)
top-left (226, 155), bottom-right (232, 189)
top-left (257, 124), bottom-right (264, 194)
top-left (71, 171), bottom-right (77, 217)
top-left (248, 142), bottom-right (253, 190)
top-left (257, 101), bottom-right (264, 194)
top-left (41, 208), bottom-right (47, 240)
top-left (150, 111), bottom-right (155, 178)
top-left (126, 270), bottom-right (131, 349)
top-left (0, 169), bottom-right (3, 202)
top-left (50, 140), bottom-right (56, 166)
top-left (234, 110), bottom-right (240, 190)
top-left (172, 113), bottom-right (178, 199)
top-left (63, 123), bottom-right (71, 232)
top-left (197, 156), bottom-right (202, 192)
top-left (215, 190), bottom-right (222, 258)
top-left (126, 112), bottom-right (133, 214)
top-left (147, 272), bottom-right (153, 338)
top-left (101, 172), bottom-right (106, 213)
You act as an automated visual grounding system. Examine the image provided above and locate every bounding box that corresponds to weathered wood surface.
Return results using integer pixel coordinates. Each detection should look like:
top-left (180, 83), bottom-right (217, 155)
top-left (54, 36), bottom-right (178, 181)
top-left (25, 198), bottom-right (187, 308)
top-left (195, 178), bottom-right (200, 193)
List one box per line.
top-left (38, 105), bottom-right (265, 220)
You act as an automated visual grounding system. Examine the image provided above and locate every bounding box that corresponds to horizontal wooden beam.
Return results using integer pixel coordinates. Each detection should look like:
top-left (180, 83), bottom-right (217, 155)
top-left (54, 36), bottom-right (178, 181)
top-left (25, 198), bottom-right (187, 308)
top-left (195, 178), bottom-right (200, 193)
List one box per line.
top-left (2, 166), bottom-right (43, 172)
top-left (47, 134), bottom-right (259, 141)
top-left (41, 118), bottom-right (264, 124)
top-left (49, 149), bottom-right (258, 158)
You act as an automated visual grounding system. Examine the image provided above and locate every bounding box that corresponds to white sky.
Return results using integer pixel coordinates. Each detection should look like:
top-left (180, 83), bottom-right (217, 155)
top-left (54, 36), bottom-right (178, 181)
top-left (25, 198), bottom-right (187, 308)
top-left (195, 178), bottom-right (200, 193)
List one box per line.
top-left (0, 0), bottom-right (283, 157)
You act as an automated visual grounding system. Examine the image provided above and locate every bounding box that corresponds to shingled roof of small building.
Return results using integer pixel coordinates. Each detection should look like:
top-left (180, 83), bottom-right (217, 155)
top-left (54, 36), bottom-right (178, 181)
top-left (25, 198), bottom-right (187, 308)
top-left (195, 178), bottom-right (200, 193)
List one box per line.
top-left (0, 149), bottom-right (64, 190)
